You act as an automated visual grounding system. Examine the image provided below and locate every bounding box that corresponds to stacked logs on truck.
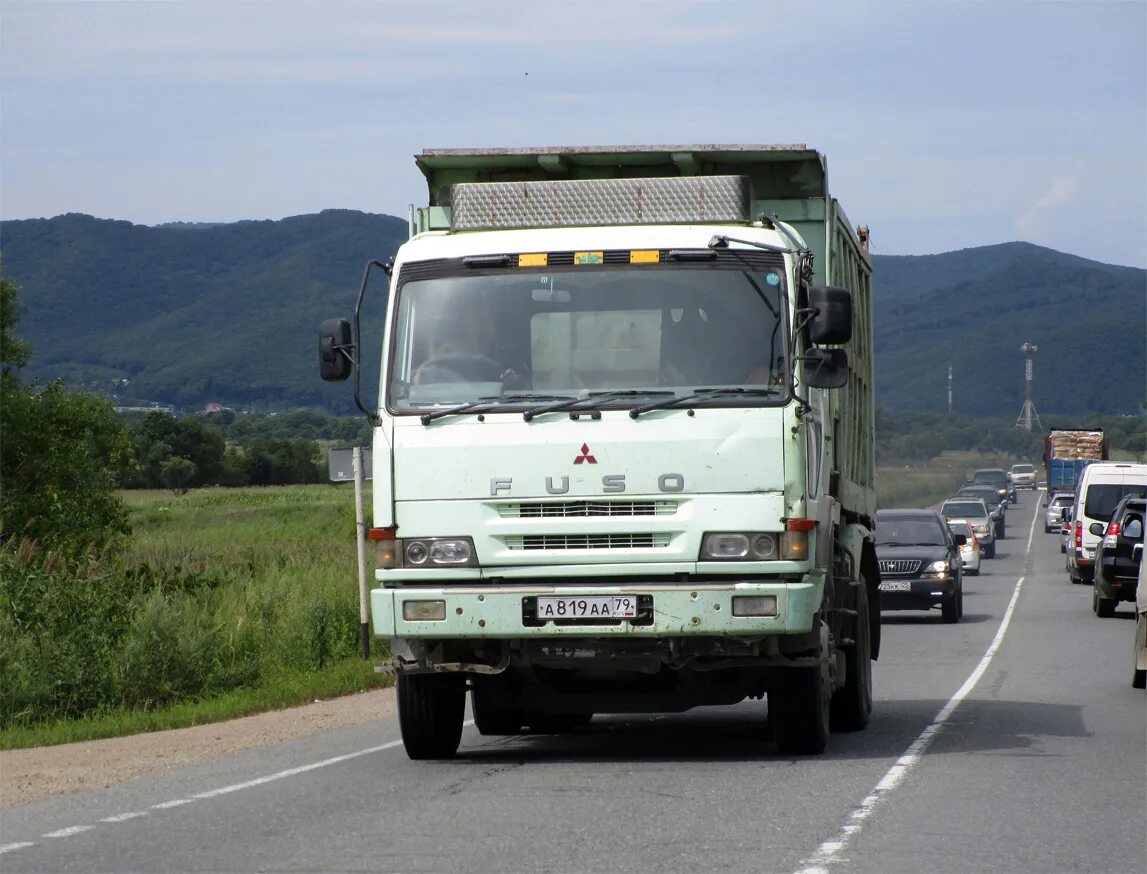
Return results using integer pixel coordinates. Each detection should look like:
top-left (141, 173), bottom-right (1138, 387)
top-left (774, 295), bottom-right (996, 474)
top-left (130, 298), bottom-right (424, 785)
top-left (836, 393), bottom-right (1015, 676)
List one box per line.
top-left (1048, 432), bottom-right (1106, 460)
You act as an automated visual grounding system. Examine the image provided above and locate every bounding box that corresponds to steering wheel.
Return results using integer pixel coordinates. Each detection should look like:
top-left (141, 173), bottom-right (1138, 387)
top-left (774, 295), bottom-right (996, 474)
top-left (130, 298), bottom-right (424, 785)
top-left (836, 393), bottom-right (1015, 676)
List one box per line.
top-left (415, 353), bottom-right (504, 384)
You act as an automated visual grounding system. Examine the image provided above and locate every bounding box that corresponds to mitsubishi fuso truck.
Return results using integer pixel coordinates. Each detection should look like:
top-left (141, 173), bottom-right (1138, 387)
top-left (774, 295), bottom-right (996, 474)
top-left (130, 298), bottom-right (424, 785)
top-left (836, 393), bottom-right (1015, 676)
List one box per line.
top-left (319, 145), bottom-right (880, 758)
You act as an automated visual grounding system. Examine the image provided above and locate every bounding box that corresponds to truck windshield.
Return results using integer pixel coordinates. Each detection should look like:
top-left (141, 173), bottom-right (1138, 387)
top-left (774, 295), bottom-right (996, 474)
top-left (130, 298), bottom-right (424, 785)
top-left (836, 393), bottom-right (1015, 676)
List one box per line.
top-left (387, 257), bottom-right (788, 413)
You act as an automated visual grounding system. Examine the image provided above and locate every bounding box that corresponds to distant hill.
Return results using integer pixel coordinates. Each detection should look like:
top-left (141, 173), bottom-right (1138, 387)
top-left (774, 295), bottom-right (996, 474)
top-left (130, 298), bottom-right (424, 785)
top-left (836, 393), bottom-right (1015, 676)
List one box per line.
top-left (1, 213), bottom-right (1143, 415)
top-left (874, 243), bottom-right (1145, 416)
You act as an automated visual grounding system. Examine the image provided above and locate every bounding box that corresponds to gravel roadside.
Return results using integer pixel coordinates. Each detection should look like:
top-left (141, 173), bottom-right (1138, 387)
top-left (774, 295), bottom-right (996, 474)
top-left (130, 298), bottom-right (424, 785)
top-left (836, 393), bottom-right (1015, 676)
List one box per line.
top-left (0, 687), bottom-right (397, 810)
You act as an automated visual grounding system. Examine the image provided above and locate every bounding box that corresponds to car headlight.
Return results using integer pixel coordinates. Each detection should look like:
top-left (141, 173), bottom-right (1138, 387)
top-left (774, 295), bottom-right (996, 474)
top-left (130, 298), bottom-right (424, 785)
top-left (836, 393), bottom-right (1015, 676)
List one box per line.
top-left (399, 537), bottom-right (478, 567)
top-left (700, 532), bottom-right (778, 561)
top-left (927, 559), bottom-right (950, 572)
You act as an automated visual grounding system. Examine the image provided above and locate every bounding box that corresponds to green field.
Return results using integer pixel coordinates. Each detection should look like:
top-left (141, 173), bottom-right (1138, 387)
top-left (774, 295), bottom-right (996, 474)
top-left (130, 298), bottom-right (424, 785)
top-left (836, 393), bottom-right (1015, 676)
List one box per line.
top-left (1, 485), bottom-right (390, 749)
top-left (876, 450), bottom-right (1024, 509)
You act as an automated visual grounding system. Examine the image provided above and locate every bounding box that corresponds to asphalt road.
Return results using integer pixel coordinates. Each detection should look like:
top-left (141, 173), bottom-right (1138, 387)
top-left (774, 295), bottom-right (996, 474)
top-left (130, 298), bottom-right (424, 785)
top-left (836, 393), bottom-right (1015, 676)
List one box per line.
top-left (3, 492), bottom-right (1144, 874)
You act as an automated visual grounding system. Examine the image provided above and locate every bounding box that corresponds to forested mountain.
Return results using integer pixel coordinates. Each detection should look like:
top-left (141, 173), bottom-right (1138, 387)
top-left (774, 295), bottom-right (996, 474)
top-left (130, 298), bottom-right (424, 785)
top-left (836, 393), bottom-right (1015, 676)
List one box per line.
top-left (1, 213), bottom-right (1143, 415)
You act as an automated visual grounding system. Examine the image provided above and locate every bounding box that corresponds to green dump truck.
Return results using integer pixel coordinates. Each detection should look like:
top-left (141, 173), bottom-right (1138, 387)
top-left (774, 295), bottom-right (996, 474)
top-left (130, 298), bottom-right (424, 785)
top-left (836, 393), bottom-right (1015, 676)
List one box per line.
top-left (320, 145), bottom-right (880, 757)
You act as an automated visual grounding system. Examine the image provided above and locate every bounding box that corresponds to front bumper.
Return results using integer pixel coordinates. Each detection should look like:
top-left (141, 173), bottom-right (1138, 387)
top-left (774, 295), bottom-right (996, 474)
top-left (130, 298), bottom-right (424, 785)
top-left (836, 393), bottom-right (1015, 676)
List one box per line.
top-left (877, 576), bottom-right (957, 610)
top-left (372, 572), bottom-right (825, 639)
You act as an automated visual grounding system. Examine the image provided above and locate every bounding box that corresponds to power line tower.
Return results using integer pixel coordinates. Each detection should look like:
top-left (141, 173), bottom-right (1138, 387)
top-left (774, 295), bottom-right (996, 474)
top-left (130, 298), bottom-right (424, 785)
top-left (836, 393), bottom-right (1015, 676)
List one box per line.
top-left (1015, 342), bottom-right (1043, 432)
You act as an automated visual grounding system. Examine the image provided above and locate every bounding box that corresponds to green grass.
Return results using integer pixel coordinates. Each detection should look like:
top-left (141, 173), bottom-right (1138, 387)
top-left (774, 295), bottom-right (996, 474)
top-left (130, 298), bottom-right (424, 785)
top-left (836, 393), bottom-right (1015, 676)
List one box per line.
top-left (877, 450), bottom-right (1019, 509)
top-left (2, 484), bottom-right (388, 748)
top-left (0, 659), bottom-right (391, 750)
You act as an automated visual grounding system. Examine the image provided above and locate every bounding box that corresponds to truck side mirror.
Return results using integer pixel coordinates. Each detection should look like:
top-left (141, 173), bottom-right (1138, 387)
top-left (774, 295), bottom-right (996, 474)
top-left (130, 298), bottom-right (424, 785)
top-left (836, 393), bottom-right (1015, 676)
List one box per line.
top-left (803, 347), bottom-right (849, 389)
top-left (808, 285), bottom-right (852, 345)
top-left (319, 318), bottom-right (354, 382)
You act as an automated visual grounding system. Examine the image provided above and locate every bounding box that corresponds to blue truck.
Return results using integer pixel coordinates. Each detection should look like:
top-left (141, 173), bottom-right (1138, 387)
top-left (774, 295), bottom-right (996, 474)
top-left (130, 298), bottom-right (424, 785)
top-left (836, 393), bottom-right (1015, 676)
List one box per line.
top-left (1045, 429), bottom-right (1108, 497)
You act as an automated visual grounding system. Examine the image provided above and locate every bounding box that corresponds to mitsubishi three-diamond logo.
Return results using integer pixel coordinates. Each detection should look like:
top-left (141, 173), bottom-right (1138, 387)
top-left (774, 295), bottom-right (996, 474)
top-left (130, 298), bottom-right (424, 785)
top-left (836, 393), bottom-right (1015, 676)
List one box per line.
top-left (573, 443), bottom-right (597, 464)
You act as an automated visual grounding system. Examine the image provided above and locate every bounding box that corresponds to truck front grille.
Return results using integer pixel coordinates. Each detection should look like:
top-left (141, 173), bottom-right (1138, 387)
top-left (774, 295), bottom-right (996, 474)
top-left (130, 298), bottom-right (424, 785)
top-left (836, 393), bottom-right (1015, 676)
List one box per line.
top-left (878, 559), bottom-right (922, 577)
top-left (505, 533), bottom-right (673, 550)
top-left (496, 500), bottom-right (679, 519)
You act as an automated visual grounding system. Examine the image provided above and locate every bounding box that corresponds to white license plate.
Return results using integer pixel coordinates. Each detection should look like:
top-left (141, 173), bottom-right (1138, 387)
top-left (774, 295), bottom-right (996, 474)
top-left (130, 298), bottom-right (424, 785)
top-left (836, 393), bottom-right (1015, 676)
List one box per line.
top-left (879, 580), bottom-right (912, 592)
top-left (536, 595), bottom-right (638, 620)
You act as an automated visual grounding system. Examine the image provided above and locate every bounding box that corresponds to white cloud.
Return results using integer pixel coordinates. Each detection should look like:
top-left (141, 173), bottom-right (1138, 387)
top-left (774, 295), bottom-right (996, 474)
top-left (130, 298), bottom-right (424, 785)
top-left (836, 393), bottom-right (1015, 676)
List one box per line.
top-left (1015, 175), bottom-right (1080, 237)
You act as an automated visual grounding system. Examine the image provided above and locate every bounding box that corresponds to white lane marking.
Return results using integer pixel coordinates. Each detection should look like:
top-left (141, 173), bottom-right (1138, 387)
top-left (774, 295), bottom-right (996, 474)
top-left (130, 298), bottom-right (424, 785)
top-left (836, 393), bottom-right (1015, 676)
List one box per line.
top-left (43, 825), bottom-right (95, 838)
top-left (0, 842), bottom-right (37, 854)
top-left (794, 500), bottom-right (1039, 874)
top-left (0, 718), bottom-right (475, 855)
top-left (190, 739), bottom-right (404, 799)
top-left (99, 811), bottom-right (148, 823)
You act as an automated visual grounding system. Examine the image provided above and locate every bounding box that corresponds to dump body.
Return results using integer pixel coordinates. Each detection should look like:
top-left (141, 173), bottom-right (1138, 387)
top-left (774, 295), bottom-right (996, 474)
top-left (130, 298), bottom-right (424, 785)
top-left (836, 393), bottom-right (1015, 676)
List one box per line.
top-left (343, 145), bottom-right (880, 756)
top-left (1045, 429), bottom-right (1109, 496)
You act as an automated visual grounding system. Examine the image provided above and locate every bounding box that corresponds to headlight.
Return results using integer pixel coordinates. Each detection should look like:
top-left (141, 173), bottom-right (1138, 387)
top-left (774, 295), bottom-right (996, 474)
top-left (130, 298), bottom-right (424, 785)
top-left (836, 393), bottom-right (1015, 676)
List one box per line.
top-left (922, 558), bottom-right (950, 579)
top-left (701, 532), bottom-right (778, 561)
top-left (399, 537), bottom-right (478, 567)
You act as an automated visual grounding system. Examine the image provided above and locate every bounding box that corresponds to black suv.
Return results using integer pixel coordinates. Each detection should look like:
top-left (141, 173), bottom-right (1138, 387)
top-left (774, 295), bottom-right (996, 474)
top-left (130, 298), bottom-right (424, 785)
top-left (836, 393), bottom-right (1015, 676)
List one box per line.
top-left (875, 510), bottom-right (965, 623)
top-left (971, 468), bottom-right (1015, 505)
top-left (1091, 495), bottom-right (1145, 618)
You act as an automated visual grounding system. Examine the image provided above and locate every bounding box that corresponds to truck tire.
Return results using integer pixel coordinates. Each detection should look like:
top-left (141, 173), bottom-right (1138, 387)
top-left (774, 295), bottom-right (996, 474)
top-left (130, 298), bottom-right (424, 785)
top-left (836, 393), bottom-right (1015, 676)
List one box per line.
top-left (471, 680), bottom-right (523, 736)
top-left (772, 620), bottom-right (831, 755)
top-left (398, 673), bottom-right (466, 759)
top-left (1092, 588), bottom-right (1117, 618)
top-left (830, 583), bottom-right (872, 732)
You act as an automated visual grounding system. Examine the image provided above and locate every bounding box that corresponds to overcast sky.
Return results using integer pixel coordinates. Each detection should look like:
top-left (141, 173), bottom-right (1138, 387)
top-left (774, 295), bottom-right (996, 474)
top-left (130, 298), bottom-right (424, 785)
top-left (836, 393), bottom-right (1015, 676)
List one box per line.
top-left (2, 1), bottom-right (1145, 267)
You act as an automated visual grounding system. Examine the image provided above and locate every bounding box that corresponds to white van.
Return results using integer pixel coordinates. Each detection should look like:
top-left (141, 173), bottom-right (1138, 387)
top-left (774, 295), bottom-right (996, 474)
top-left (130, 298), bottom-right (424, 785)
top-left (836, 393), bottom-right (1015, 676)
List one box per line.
top-left (1066, 462), bottom-right (1147, 585)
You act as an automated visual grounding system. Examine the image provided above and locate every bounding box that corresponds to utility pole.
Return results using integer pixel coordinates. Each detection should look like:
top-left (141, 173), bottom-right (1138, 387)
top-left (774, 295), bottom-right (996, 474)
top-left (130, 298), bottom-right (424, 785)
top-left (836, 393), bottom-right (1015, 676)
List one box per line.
top-left (1015, 343), bottom-right (1043, 432)
top-left (947, 365), bottom-right (953, 415)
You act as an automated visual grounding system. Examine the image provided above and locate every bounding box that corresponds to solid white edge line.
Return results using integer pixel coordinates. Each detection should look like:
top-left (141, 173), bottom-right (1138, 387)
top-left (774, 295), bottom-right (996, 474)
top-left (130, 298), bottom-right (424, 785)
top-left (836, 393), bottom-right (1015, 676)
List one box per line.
top-left (1, 708), bottom-right (477, 856)
top-left (0, 842), bottom-right (37, 854)
top-left (793, 497), bottom-right (1039, 874)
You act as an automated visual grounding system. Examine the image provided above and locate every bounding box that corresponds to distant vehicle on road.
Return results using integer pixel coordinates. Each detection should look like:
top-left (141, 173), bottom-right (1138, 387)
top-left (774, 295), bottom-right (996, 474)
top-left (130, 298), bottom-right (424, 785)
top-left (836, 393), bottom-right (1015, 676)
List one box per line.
top-left (1045, 492), bottom-right (1074, 533)
top-left (940, 498), bottom-right (996, 558)
top-left (875, 510), bottom-right (965, 622)
top-left (946, 519), bottom-right (981, 575)
top-left (1009, 463), bottom-right (1037, 490)
top-left (1045, 428), bottom-right (1108, 499)
top-left (957, 484), bottom-right (1007, 538)
top-left (971, 467), bottom-right (1015, 505)
top-left (1067, 463), bottom-right (1147, 585)
top-left (1091, 495), bottom-right (1145, 618)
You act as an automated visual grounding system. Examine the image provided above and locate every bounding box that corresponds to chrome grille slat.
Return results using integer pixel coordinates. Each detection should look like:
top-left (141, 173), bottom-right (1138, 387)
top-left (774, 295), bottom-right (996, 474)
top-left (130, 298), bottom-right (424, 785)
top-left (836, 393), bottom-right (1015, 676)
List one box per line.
top-left (505, 533), bottom-right (672, 550)
top-left (497, 500), bottom-right (678, 519)
top-left (878, 559), bottom-right (923, 576)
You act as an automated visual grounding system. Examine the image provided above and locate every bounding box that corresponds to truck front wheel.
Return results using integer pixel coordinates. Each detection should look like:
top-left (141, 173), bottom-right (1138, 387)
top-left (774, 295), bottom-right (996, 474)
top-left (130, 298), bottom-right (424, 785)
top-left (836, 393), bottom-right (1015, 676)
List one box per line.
top-left (771, 620), bottom-right (831, 755)
top-left (830, 582), bottom-right (873, 732)
top-left (398, 673), bottom-right (466, 759)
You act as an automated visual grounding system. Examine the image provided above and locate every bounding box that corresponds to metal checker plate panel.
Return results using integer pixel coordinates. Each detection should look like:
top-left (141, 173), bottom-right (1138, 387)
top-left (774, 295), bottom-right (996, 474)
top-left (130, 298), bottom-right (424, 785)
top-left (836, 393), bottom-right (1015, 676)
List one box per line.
top-left (450, 176), bottom-right (751, 230)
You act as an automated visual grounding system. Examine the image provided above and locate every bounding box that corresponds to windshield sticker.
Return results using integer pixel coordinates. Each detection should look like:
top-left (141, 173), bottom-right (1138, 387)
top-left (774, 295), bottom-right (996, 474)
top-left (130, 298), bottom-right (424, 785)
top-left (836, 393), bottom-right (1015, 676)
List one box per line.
top-left (765, 271), bottom-right (781, 287)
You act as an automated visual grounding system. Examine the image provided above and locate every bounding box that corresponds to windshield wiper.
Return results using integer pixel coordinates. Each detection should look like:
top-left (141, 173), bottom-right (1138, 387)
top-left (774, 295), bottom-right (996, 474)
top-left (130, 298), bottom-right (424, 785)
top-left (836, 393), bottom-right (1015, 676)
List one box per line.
top-left (420, 393), bottom-right (575, 425)
top-left (628, 386), bottom-right (785, 419)
top-left (522, 389), bottom-right (675, 422)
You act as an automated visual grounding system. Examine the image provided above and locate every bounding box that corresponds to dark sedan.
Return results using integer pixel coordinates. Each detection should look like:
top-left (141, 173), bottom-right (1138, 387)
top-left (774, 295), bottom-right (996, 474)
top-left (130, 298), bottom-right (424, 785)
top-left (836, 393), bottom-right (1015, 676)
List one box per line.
top-left (1092, 495), bottom-right (1146, 618)
top-left (875, 509), bottom-right (965, 623)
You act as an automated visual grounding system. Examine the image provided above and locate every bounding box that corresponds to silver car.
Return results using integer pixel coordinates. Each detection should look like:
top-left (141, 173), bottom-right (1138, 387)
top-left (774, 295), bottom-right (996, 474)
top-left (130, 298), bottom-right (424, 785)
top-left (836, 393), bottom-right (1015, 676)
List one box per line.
top-left (941, 498), bottom-right (996, 559)
top-left (1010, 463), bottom-right (1037, 490)
top-left (1045, 492), bottom-right (1074, 533)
